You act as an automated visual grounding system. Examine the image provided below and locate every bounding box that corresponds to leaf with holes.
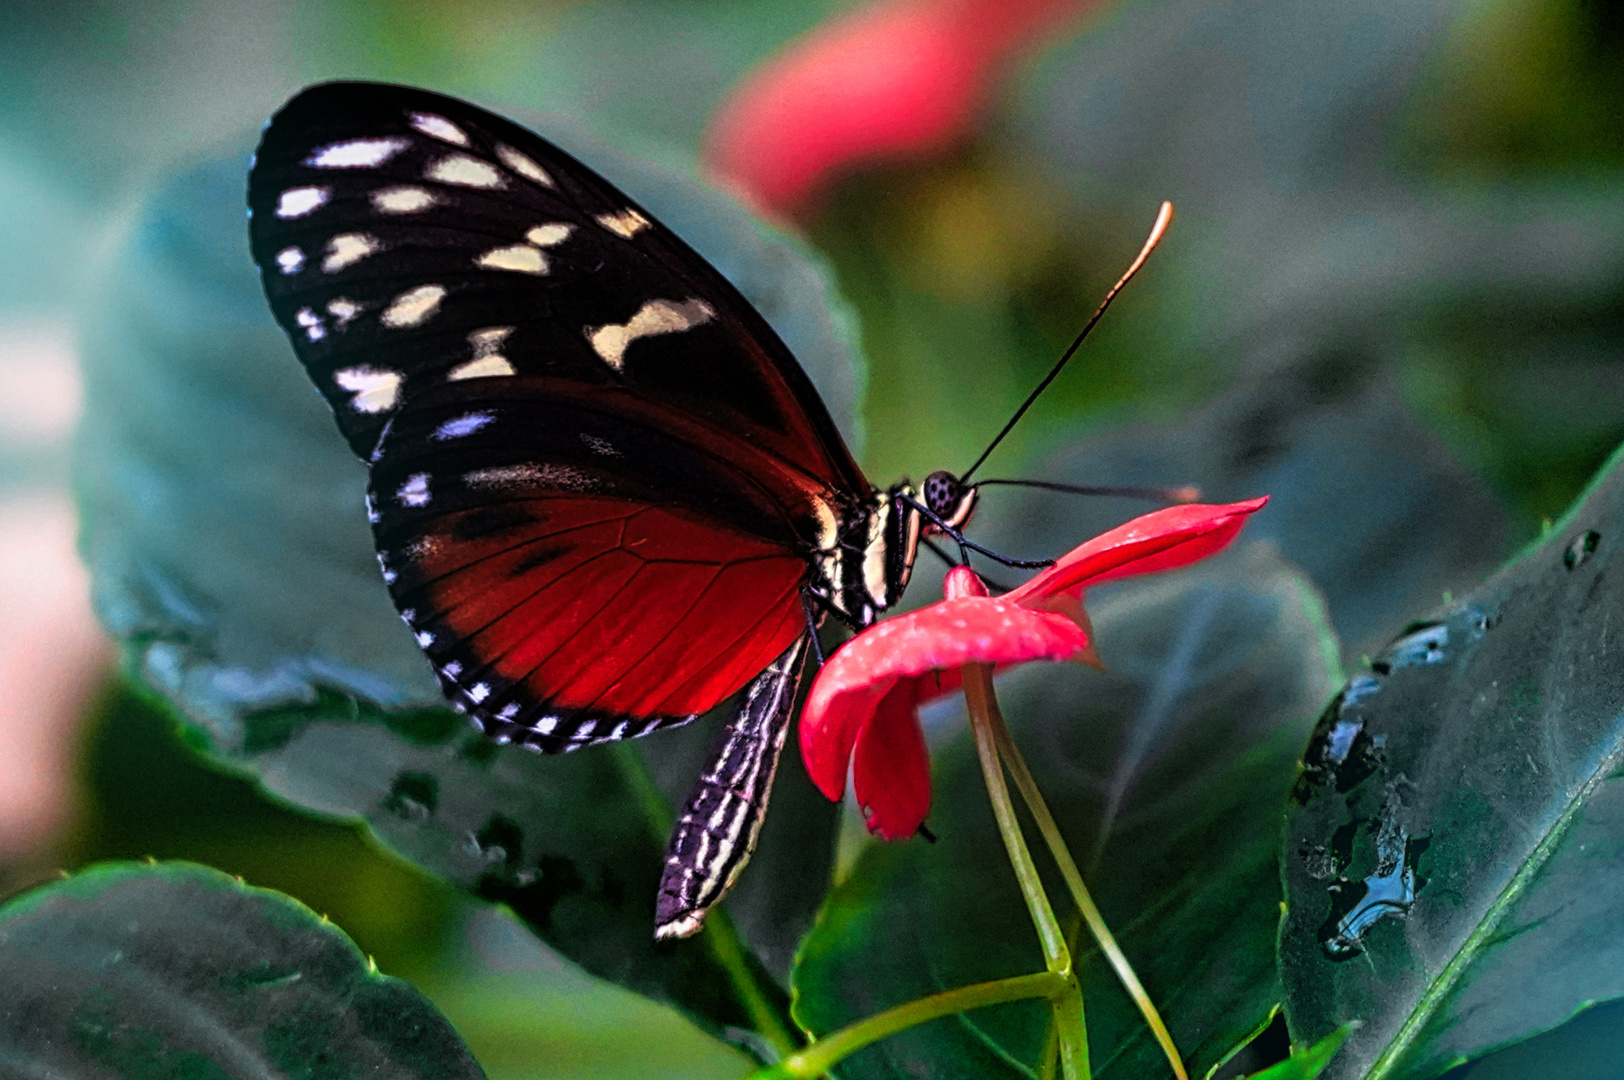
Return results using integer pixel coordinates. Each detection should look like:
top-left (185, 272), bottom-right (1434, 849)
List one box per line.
top-left (792, 544), bottom-right (1340, 1079)
top-left (0, 861), bottom-right (483, 1079)
top-left (74, 114), bottom-right (857, 1038)
top-left (1280, 442), bottom-right (1624, 1079)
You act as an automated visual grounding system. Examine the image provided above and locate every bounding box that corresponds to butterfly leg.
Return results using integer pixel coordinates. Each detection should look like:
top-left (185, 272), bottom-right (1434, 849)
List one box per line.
top-left (654, 634), bottom-right (811, 939)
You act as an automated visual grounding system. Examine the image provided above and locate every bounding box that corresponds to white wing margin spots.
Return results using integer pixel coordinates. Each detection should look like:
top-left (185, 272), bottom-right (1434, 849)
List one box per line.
top-left (588, 298), bottom-right (716, 372)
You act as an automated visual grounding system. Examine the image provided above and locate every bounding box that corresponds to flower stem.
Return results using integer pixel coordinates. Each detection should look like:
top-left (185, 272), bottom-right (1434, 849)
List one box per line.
top-left (988, 712), bottom-right (1188, 1080)
top-left (747, 971), bottom-right (1068, 1079)
top-left (962, 662), bottom-right (1090, 1080)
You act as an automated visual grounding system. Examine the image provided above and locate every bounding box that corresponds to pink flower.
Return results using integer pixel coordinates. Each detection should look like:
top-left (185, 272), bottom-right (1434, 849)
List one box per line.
top-left (799, 497), bottom-right (1268, 839)
top-left (703, 0), bottom-right (1099, 216)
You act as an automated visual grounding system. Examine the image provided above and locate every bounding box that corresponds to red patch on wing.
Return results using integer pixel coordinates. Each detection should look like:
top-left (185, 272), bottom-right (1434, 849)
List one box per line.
top-left (416, 496), bottom-right (806, 717)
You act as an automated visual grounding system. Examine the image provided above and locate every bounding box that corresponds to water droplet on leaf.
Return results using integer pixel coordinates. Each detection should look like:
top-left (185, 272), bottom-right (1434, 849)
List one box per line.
top-left (1564, 530), bottom-right (1600, 570)
top-left (1318, 809), bottom-right (1429, 961)
top-left (383, 771), bottom-right (437, 822)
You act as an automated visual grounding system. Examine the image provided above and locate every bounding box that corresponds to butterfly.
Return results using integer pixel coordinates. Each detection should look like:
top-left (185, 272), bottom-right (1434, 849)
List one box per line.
top-left (246, 82), bottom-right (986, 939)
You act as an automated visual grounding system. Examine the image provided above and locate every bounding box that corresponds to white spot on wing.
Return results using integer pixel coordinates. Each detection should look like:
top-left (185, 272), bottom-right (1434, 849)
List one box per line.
top-left (397, 472), bottom-right (431, 507)
top-left (372, 185), bottom-right (437, 214)
top-left (475, 244), bottom-right (548, 275)
top-left (415, 630), bottom-right (435, 647)
top-left (326, 297), bottom-right (362, 326)
top-left (334, 365), bottom-right (402, 413)
top-left (464, 463), bottom-right (599, 492)
top-left (307, 137), bottom-right (409, 168)
top-left (381, 284), bottom-right (447, 328)
top-left (448, 327), bottom-right (516, 380)
top-left (426, 154), bottom-right (503, 189)
top-left (276, 246), bottom-right (304, 274)
top-left (443, 661), bottom-right (462, 678)
top-left (469, 682), bottom-right (490, 703)
top-left (535, 715), bottom-right (559, 735)
top-left (276, 186), bottom-right (329, 218)
top-left (526, 223), bottom-right (573, 247)
top-left (433, 410), bottom-right (495, 440)
top-left (497, 144), bottom-right (552, 186)
top-left (498, 703), bottom-right (520, 720)
top-left (596, 209), bottom-right (650, 238)
top-left (409, 111), bottom-right (469, 146)
top-left (295, 307), bottom-right (325, 342)
top-left (448, 355), bottom-right (516, 380)
top-left (587, 298), bottom-right (715, 371)
top-left (323, 232), bottom-right (380, 272)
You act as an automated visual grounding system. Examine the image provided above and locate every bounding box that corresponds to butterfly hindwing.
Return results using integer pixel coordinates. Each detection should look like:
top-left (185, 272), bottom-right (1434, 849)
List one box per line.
top-left (368, 377), bottom-right (812, 747)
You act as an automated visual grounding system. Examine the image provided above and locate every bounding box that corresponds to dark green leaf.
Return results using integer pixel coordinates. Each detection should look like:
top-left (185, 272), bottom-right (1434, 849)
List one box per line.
top-left (74, 112), bottom-right (856, 1035)
top-left (1280, 442), bottom-right (1624, 1079)
top-left (793, 545), bottom-right (1340, 1079)
top-left (0, 861), bottom-right (483, 1079)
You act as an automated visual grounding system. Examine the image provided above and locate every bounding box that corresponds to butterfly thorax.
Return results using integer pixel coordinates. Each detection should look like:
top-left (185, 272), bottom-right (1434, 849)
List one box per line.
top-left (807, 486), bottom-right (919, 628)
top-left (806, 471), bottom-right (977, 629)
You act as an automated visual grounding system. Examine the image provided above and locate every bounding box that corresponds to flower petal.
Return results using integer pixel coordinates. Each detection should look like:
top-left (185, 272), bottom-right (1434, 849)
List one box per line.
top-left (852, 682), bottom-right (932, 839)
top-left (1009, 497), bottom-right (1268, 602)
top-left (800, 596), bottom-right (1089, 799)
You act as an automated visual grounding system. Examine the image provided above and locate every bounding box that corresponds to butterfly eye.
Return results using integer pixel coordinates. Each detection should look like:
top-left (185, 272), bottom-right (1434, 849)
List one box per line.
top-left (923, 470), bottom-right (977, 531)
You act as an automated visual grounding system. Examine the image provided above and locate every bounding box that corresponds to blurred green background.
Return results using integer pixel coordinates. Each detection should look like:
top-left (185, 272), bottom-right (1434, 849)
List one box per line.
top-left (2, 0), bottom-right (1622, 1076)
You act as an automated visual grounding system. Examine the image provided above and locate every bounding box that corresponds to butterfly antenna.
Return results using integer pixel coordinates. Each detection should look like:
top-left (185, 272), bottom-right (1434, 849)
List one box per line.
top-left (974, 478), bottom-right (1201, 503)
top-left (960, 201), bottom-right (1174, 484)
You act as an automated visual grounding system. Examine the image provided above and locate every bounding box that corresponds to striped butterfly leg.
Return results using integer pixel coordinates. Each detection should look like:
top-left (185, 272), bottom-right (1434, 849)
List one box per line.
top-left (655, 635), bottom-right (811, 939)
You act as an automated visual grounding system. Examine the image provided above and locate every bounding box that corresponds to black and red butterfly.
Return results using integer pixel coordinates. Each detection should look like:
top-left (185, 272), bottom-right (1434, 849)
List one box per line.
top-left (247, 82), bottom-right (989, 938)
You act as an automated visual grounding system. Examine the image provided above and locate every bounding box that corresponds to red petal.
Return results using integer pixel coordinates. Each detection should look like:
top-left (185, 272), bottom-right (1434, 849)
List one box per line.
top-left (852, 683), bottom-right (932, 839)
top-left (704, 0), bottom-right (1093, 214)
top-left (800, 596), bottom-right (1089, 799)
top-left (1009, 497), bottom-right (1268, 602)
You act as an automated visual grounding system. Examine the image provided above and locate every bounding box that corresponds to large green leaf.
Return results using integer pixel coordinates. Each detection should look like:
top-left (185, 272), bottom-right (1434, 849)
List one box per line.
top-left (74, 111), bottom-right (858, 1035)
top-left (1281, 442), bottom-right (1624, 1078)
top-left (0, 861), bottom-right (483, 1078)
top-left (793, 544), bottom-right (1340, 1079)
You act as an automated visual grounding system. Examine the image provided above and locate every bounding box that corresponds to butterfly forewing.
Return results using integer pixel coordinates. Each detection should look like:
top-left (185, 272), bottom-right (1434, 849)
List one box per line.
top-left (248, 81), bottom-right (867, 497)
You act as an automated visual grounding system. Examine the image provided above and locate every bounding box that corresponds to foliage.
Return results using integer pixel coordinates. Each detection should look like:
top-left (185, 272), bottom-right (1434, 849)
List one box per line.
top-left (3, 0), bottom-right (1622, 1077)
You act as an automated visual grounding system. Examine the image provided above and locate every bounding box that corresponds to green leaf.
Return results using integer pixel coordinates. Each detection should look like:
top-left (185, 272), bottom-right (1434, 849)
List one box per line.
top-left (74, 112), bottom-right (858, 1037)
top-left (0, 861), bottom-right (483, 1078)
top-left (792, 544), bottom-right (1340, 1079)
top-left (1280, 441), bottom-right (1624, 1078)
top-left (1242, 1028), bottom-right (1352, 1080)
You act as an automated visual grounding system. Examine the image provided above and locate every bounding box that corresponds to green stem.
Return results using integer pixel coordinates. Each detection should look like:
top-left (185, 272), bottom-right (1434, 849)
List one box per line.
top-left (1053, 982), bottom-right (1091, 1080)
top-left (988, 713), bottom-right (1188, 1080)
top-left (963, 663), bottom-right (1090, 1080)
top-left (749, 972), bottom-right (1068, 1080)
top-left (962, 665), bottom-right (1070, 970)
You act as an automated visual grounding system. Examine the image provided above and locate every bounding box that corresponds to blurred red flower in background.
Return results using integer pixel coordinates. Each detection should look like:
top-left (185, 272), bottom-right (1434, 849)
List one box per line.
top-left (799, 497), bottom-right (1268, 839)
top-left (704, 0), bottom-right (1098, 216)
